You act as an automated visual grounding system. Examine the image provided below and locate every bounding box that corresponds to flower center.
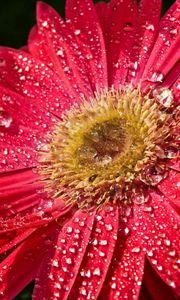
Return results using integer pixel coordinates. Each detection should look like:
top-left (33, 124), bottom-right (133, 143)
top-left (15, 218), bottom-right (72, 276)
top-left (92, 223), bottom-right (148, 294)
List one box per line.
top-left (77, 119), bottom-right (127, 166)
top-left (38, 87), bottom-right (177, 208)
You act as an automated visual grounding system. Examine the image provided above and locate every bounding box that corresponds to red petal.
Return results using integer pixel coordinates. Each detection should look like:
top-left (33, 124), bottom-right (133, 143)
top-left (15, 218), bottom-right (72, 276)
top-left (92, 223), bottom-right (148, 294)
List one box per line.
top-left (95, 1), bottom-right (109, 34)
top-left (0, 198), bottom-right (71, 233)
top-left (29, 3), bottom-right (93, 100)
top-left (33, 209), bottom-right (95, 300)
top-left (157, 170), bottom-right (180, 208)
top-left (139, 284), bottom-right (152, 300)
top-left (0, 47), bottom-right (78, 116)
top-left (135, 190), bottom-right (180, 295)
top-left (0, 86), bottom-right (58, 171)
top-left (0, 168), bottom-right (71, 231)
top-left (0, 228), bottom-right (35, 255)
top-left (143, 258), bottom-right (179, 300)
top-left (0, 85), bottom-right (57, 134)
top-left (142, 1), bottom-right (180, 87)
top-left (100, 206), bottom-right (144, 300)
top-left (161, 60), bottom-right (180, 89)
top-left (167, 158), bottom-right (180, 172)
top-left (65, 0), bottom-right (108, 90)
top-left (0, 168), bottom-right (40, 191)
top-left (127, 0), bottom-right (162, 85)
top-left (71, 205), bottom-right (119, 299)
top-left (0, 223), bottom-right (57, 299)
top-left (0, 123), bottom-right (38, 172)
top-left (0, 168), bottom-right (42, 216)
top-left (105, 0), bottom-right (137, 87)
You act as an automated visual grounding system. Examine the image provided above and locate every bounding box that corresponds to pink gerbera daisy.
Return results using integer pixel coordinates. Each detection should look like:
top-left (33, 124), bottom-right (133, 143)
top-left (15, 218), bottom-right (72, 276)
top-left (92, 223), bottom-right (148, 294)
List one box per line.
top-left (0, 1), bottom-right (179, 299)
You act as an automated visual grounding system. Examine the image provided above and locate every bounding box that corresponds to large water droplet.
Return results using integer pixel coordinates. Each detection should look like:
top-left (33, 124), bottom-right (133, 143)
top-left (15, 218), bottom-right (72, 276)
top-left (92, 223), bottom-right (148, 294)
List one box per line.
top-left (0, 109), bottom-right (13, 128)
top-left (153, 88), bottom-right (173, 108)
top-left (123, 22), bottom-right (134, 32)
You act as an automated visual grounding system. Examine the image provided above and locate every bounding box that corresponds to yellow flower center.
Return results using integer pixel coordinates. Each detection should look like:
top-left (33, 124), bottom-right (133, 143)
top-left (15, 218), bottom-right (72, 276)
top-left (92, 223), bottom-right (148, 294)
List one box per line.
top-left (38, 87), bottom-right (176, 208)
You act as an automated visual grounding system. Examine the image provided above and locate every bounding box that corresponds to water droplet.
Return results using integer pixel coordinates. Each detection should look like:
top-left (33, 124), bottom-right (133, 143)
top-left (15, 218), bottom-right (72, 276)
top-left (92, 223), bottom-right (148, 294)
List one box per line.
top-left (99, 240), bottom-right (108, 246)
top-left (169, 250), bottom-right (176, 257)
top-left (151, 259), bottom-right (157, 265)
top-left (0, 109), bottom-right (13, 128)
top-left (96, 215), bottom-right (102, 221)
top-left (105, 224), bottom-right (113, 231)
top-left (0, 58), bottom-right (6, 67)
top-left (153, 88), bottom-right (173, 108)
top-left (150, 71), bottom-right (164, 83)
top-left (42, 21), bottom-right (48, 27)
top-left (66, 227), bottom-right (73, 233)
top-left (123, 22), bottom-right (134, 32)
top-left (79, 221), bottom-right (85, 227)
top-left (147, 250), bottom-right (153, 257)
top-left (52, 259), bottom-right (59, 267)
top-left (143, 206), bottom-right (153, 212)
top-left (74, 29), bottom-right (81, 35)
top-left (124, 227), bottom-right (130, 235)
top-left (170, 28), bottom-right (178, 35)
top-left (93, 267), bottom-right (101, 276)
top-left (99, 251), bottom-right (105, 257)
top-left (157, 265), bottom-right (163, 271)
top-left (167, 280), bottom-right (176, 288)
top-left (79, 287), bottom-right (87, 296)
top-left (66, 258), bottom-right (73, 265)
top-left (85, 270), bottom-right (91, 278)
top-left (146, 24), bottom-right (155, 31)
top-left (131, 247), bottom-right (141, 253)
top-left (164, 239), bottom-right (171, 246)
top-left (57, 48), bottom-right (64, 57)
top-left (69, 247), bottom-right (75, 253)
top-left (111, 282), bottom-right (117, 289)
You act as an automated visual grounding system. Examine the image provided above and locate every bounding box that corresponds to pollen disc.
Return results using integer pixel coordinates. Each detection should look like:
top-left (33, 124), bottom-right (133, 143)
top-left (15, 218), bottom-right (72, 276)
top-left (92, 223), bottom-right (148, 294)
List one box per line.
top-left (38, 87), bottom-right (178, 208)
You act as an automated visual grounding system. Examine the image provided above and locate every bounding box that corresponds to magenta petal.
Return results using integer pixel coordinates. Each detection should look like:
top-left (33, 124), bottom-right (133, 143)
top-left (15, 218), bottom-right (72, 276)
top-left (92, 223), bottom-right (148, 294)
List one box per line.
top-left (142, 1), bottom-right (180, 87)
top-left (0, 223), bottom-right (57, 299)
top-left (71, 205), bottom-right (119, 299)
top-left (0, 133), bottom-right (40, 171)
top-left (161, 61), bottom-right (180, 89)
top-left (167, 158), bottom-right (180, 172)
top-left (95, 1), bottom-right (109, 34)
top-left (143, 259), bottom-right (179, 300)
top-left (128, 0), bottom-right (162, 85)
top-left (157, 170), bottom-right (180, 208)
top-left (33, 209), bottom-right (95, 300)
top-left (0, 167), bottom-right (71, 231)
top-left (0, 47), bottom-right (78, 116)
top-left (105, 0), bottom-right (137, 87)
top-left (101, 208), bottom-right (145, 300)
top-left (0, 86), bottom-right (58, 171)
top-left (0, 197), bottom-right (71, 233)
top-left (0, 228), bottom-right (35, 255)
top-left (0, 85), bottom-right (58, 134)
top-left (0, 168), bottom-right (40, 191)
top-left (66, 0), bottom-right (108, 90)
top-left (30, 2), bottom-right (93, 100)
top-left (136, 190), bottom-right (180, 295)
top-left (0, 169), bottom-right (43, 217)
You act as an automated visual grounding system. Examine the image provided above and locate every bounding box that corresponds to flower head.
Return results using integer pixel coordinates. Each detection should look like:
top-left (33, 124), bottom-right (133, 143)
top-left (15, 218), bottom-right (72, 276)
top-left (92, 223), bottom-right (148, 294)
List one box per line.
top-left (0, 1), bottom-right (179, 299)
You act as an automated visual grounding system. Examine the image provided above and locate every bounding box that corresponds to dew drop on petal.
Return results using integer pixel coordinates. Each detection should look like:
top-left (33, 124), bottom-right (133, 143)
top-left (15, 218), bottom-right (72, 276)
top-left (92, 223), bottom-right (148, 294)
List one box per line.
top-left (168, 250), bottom-right (176, 257)
top-left (0, 109), bottom-right (13, 128)
top-left (93, 267), bottom-right (101, 276)
top-left (74, 29), bottom-right (81, 36)
top-left (123, 22), bottom-right (134, 32)
top-left (131, 247), bottom-right (141, 253)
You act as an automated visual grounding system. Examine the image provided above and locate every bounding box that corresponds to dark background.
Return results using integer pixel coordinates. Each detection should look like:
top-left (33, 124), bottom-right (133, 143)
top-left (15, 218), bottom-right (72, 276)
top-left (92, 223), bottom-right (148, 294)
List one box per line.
top-left (0, 0), bottom-right (175, 48)
top-left (0, 0), bottom-right (175, 299)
